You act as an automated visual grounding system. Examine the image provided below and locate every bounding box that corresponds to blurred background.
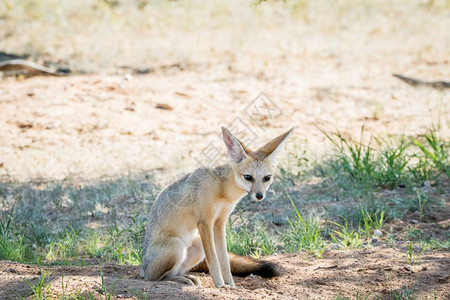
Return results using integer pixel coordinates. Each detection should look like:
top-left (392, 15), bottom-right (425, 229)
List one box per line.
top-left (1, 0), bottom-right (449, 73)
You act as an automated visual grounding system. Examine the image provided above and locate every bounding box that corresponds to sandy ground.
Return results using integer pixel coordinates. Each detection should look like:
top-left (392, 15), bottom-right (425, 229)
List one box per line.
top-left (0, 66), bottom-right (448, 181)
top-left (0, 246), bottom-right (448, 299)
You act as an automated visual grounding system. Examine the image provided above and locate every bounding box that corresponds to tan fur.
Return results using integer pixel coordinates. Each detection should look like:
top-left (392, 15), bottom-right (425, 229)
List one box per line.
top-left (140, 127), bottom-right (294, 288)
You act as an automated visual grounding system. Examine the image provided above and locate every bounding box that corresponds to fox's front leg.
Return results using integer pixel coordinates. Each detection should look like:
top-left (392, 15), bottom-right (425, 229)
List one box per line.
top-left (198, 221), bottom-right (225, 287)
top-left (214, 215), bottom-right (235, 288)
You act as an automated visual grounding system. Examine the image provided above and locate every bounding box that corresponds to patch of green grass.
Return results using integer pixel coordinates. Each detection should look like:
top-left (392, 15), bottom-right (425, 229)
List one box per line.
top-left (412, 124), bottom-right (449, 177)
top-left (359, 206), bottom-right (385, 238)
top-left (282, 193), bottom-right (326, 257)
top-left (330, 220), bottom-right (363, 249)
top-left (377, 138), bottom-right (410, 188)
top-left (401, 229), bottom-right (450, 252)
top-left (318, 124), bottom-right (448, 189)
top-left (331, 192), bottom-right (390, 234)
top-left (57, 274), bottom-right (70, 299)
top-left (390, 288), bottom-right (413, 300)
top-left (0, 233), bottom-right (28, 262)
top-left (77, 225), bottom-right (143, 266)
top-left (227, 221), bottom-right (277, 258)
top-left (406, 241), bottom-right (428, 264)
top-left (405, 228), bottom-right (424, 241)
top-left (408, 123), bottom-right (449, 184)
top-left (24, 270), bottom-right (51, 299)
top-left (0, 174), bottom-right (156, 265)
top-left (46, 227), bottom-right (81, 264)
top-left (132, 290), bottom-right (149, 300)
top-left (84, 230), bottom-right (103, 259)
top-left (99, 267), bottom-right (121, 300)
top-left (0, 202), bottom-right (30, 261)
top-left (320, 125), bottom-right (411, 188)
top-left (320, 125), bottom-right (378, 185)
top-left (420, 238), bottom-right (450, 250)
top-left (416, 190), bottom-right (428, 221)
top-left (408, 157), bottom-right (435, 186)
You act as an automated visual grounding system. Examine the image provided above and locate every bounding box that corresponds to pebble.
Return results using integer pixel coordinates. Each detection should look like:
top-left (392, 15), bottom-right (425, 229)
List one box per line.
top-left (124, 73), bottom-right (133, 81)
top-left (373, 229), bottom-right (383, 237)
top-left (331, 244), bottom-right (340, 250)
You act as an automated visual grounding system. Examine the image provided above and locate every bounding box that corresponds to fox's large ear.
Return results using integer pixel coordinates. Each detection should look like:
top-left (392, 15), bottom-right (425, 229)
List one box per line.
top-left (222, 126), bottom-right (249, 164)
top-left (259, 127), bottom-right (295, 164)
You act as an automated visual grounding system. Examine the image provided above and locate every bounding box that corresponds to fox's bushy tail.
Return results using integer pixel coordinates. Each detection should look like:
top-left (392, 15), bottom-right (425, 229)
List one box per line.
top-left (190, 253), bottom-right (283, 278)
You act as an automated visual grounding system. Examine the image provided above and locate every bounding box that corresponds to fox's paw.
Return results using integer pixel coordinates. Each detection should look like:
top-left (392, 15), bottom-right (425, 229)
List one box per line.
top-left (183, 274), bottom-right (202, 286)
top-left (164, 275), bottom-right (199, 286)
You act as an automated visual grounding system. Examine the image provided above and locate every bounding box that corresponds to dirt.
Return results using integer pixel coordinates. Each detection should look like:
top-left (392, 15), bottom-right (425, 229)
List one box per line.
top-left (0, 246), bottom-right (448, 299)
top-left (0, 69), bottom-right (448, 182)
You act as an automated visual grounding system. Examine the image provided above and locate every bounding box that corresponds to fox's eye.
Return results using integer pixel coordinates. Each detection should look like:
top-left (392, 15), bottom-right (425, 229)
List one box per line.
top-left (243, 174), bottom-right (253, 181)
top-left (263, 175), bottom-right (271, 182)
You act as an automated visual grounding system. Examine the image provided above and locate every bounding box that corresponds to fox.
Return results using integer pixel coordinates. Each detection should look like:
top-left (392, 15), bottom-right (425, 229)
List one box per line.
top-left (140, 126), bottom-right (295, 288)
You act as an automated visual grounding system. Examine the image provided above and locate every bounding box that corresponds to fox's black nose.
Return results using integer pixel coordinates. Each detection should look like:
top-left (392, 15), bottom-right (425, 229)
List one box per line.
top-left (255, 193), bottom-right (264, 200)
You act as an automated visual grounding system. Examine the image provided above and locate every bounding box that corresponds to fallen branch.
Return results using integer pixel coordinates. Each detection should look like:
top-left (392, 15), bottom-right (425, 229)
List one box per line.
top-left (393, 73), bottom-right (450, 89)
top-left (314, 264), bottom-right (338, 271)
top-left (0, 59), bottom-right (69, 77)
